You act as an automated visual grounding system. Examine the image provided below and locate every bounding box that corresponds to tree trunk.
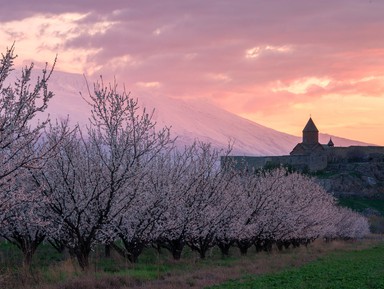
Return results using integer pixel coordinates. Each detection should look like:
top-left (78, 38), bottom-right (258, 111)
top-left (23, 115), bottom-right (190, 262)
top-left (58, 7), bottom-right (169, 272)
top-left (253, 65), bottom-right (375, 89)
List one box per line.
top-left (237, 240), bottom-right (252, 256)
top-left (105, 244), bottom-right (111, 258)
top-left (111, 237), bottom-right (146, 263)
top-left (239, 245), bottom-right (248, 256)
top-left (292, 239), bottom-right (300, 248)
top-left (159, 238), bottom-right (185, 260)
top-left (199, 249), bottom-right (207, 259)
top-left (73, 242), bottom-right (92, 271)
top-left (217, 242), bottom-right (231, 256)
top-left (171, 247), bottom-right (183, 260)
top-left (276, 240), bottom-right (284, 251)
top-left (122, 237), bottom-right (146, 263)
top-left (187, 238), bottom-right (213, 260)
top-left (75, 250), bottom-right (90, 271)
top-left (7, 233), bottom-right (45, 271)
top-left (21, 247), bottom-right (36, 270)
top-left (263, 240), bottom-right (273, 252)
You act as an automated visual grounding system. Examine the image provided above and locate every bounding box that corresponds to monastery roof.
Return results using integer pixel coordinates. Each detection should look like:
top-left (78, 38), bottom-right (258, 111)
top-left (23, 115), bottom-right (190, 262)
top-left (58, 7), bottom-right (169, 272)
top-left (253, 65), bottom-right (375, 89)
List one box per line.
top-left (290, 142), bottom-right (325, 155)
top-left (303, 117), bottom-right (319, 132)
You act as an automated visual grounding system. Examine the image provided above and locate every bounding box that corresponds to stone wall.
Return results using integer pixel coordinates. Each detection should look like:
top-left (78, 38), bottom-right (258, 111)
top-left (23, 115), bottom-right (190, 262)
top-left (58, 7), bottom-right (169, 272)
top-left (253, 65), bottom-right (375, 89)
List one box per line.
top-left (223, 154), bottom-right (327, 172)
top-left (327, 146), bottom-right (384, 162)
top-left (223, 146), bottom-right (384, 173)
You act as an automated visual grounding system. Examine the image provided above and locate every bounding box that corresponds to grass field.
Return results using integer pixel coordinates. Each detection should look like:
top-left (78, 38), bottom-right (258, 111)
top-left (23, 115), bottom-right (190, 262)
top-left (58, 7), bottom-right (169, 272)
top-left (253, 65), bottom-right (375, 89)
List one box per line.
top-left (208, 242), bottom-right (384, 289)
top-left (337, 196), bottom-right (384, 234)
top-left (337, 196), bottom-right (384, 215)
top-left (1, 237), bottom-right (383, 289)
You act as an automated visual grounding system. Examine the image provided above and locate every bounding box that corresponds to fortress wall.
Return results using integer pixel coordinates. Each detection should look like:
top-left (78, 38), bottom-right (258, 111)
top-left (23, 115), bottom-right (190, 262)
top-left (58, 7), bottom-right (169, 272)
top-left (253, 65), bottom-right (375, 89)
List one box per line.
top-left (222, 156), bottom-right (275, 171)
top-left (223, 155), bottom-right (313, 171)
top-left (328, 146), bottom-right (384, 161)
top-left (222, 146), bottom-right (384, 173)
top-left (223, 153), bottom-right (328, 172)
top-left (308, 154), bottom-right (328, 171)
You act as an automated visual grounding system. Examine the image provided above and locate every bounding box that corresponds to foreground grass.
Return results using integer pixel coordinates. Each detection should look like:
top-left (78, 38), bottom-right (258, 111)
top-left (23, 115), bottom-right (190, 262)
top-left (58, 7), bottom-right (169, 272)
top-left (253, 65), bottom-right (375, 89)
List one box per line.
top-left (208, 242), bottom-right (384, 289)
top-left (1, 238), bottom-right (383, 289)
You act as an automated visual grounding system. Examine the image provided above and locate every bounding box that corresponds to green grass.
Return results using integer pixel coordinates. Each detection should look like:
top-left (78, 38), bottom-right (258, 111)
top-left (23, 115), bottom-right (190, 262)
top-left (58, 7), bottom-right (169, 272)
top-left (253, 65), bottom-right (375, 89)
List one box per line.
top-left (2, 239), bottom-right (384, 289)
top-left (312, 170), bottom-right (336, 179)
top-left (0, 240), bottom-right (65, 264)
top-left (337, 196), bottom-right (384, 233)
top-left (208, 244), bottom-right (384, 289)
top-left (338, 196), bottom-right (384, 215)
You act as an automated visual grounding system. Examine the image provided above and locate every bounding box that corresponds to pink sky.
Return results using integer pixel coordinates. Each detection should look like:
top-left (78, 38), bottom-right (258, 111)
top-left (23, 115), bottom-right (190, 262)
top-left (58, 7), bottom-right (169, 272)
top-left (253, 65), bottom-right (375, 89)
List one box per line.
top-left (1, 0), bottom-right (384, 145)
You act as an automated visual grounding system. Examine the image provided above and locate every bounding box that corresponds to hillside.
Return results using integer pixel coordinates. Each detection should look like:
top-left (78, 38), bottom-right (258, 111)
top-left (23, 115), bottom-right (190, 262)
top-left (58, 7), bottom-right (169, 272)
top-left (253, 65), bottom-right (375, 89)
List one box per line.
top-left (15, 69), bottom-right (372, 156)
top-left (316, 160), bottom-right (384, 199)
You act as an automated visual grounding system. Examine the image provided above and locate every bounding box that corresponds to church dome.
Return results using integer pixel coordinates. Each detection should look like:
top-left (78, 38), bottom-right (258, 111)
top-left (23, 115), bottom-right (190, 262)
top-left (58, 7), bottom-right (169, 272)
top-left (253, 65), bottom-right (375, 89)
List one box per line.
top-left (303, 117), bottom-right (319, 132)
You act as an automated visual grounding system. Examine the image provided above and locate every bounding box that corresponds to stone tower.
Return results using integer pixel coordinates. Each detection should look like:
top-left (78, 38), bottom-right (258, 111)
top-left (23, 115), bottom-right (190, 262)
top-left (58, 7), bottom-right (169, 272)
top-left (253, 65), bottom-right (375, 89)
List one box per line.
top-left (302, 117), bottom-right (319, 145)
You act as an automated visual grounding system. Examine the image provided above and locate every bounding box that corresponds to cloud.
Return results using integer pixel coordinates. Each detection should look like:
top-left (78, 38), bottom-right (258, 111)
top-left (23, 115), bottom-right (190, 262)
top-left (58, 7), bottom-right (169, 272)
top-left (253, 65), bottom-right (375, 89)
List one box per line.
top-left (136, 81), bottom-right (161, 88)
top-left (272, 77), bottom-right (331, 94)
top-left (1, 0), bottom-right (384, 144)
top-left (245, 45), bottom-right (292, 59)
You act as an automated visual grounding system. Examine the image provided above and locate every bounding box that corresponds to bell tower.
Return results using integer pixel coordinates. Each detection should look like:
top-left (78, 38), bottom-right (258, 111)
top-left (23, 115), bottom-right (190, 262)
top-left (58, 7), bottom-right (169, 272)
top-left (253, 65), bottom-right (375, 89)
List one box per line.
top-left (302, 117), bottom-right (319, 145)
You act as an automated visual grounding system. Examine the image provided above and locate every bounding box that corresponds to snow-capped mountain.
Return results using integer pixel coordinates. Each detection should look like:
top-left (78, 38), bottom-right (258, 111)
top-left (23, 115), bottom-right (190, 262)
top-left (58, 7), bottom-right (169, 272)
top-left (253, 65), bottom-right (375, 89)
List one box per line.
top-left (37, 71), bottom-right (371, 156)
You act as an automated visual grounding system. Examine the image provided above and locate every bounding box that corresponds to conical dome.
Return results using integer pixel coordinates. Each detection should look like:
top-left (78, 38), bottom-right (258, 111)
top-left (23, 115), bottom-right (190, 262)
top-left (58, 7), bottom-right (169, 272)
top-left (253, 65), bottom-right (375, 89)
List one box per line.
top-left (303, 117), bottom-right (318, 132)
top-left (302, 117), bottom-right (319, 144)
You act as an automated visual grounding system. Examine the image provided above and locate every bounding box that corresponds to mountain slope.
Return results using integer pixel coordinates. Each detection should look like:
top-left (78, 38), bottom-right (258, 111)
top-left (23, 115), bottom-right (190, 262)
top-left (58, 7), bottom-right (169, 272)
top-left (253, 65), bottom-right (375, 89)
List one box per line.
top-left (36, 70), bottom-right (372, 156)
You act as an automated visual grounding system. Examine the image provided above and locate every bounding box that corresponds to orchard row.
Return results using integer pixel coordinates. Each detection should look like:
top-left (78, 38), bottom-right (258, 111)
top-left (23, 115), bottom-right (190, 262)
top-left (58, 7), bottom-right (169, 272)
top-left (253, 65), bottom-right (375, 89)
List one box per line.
top-left (0, 46), bottom-right (369, 270)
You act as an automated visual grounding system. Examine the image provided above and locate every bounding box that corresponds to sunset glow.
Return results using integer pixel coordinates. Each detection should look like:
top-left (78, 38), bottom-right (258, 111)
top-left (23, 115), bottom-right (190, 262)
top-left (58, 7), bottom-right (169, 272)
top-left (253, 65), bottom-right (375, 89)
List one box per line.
top-left (1, 0), bottom-right (384, 145)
